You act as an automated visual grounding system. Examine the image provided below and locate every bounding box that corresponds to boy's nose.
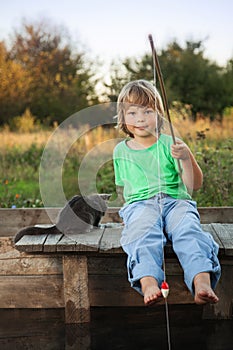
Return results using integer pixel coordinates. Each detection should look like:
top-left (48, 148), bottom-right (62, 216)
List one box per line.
top-left (137, 111), bottom-right (145, 122)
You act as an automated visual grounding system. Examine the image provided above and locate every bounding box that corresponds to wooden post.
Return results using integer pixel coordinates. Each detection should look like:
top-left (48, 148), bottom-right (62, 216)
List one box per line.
top-left (62, 255), bottom-right (90, 324)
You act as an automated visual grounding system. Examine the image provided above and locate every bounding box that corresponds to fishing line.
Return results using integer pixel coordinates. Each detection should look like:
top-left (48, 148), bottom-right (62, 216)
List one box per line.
top-left (150, 34), bottom-right (172, 350)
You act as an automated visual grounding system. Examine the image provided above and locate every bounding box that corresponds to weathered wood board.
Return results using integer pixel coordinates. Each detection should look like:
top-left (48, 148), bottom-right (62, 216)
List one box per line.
top-left (0, 208), bottom-right (232, 323)
top-left (1, 206), bottom-right (233, 236)
top-left (14, 223), bottom-right (233, 257)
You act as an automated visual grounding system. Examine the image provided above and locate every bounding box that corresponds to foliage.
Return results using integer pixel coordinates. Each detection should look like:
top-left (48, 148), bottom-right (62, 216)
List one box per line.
top-left (193, 140), bottom-right (232, 206)
top-left (10, 108), bottom-right (37, 132)
top-left (0, 117), bottom-right (232, 208)
top-left (0, 19), bottom-right (100, 126)
top-left (0, 41), bottom-right (31, 124)
top-left (0, 143), bottom-right (43, 207)
top-left (223, 59), bottom-right (233, 108)
top-left (105, 40), bottom-right (233, 120)
top-left (96, 160), bottom-right (116, 197)
top-left (1, 19), bottom-right (233, 125)
top-left (0, 21), bottom-right (232, 208)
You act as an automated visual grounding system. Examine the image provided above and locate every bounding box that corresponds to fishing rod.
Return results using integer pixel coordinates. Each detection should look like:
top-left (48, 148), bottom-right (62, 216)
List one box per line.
top-left (148, 34), bottom-right (183, 177)
top-left (148, 34), bottom-right (173, 350)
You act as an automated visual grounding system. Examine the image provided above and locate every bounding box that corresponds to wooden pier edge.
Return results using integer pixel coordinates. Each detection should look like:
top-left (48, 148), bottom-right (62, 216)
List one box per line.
top-left (0, 206), bottom-right (233, 324)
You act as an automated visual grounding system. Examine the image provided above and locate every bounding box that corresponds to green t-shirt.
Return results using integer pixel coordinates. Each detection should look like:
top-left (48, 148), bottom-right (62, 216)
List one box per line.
top-left (113, 134), bottom-right (191, 204)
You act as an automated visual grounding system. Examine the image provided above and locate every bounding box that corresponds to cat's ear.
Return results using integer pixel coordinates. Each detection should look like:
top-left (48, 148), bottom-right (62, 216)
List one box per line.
top-left (99, 193), bottom-right (111, 201)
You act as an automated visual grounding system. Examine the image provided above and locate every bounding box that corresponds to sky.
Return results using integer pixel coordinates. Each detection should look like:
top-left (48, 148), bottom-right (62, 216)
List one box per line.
top-left (0, 0), bottom-right (232, 71)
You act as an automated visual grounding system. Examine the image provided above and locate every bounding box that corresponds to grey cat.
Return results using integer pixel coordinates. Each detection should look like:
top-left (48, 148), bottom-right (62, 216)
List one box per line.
top-left (14, 194), bottom-right (110, 243)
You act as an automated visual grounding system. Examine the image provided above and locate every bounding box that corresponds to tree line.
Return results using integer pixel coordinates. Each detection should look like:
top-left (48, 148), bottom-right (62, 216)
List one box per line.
top-left (0, 19), bottom-right (232, 127)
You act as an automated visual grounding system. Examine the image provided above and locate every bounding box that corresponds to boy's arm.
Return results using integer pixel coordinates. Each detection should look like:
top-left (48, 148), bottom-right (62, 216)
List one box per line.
top-left (171, 140), bottom-right (203, 192)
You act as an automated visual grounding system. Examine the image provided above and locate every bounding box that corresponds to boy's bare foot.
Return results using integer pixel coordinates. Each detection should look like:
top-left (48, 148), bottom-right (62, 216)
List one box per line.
top-left (140, 276), bottom-right (162, 305)
top-left (193, 272), bottom-right (219, 305)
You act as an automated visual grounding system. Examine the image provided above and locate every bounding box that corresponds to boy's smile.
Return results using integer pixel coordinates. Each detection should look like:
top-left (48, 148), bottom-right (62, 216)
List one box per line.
top-left (125, 105), bottom-right (157, 139)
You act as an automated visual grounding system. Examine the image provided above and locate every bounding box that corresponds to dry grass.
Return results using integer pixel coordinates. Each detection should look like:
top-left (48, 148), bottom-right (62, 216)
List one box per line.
top-left (0, 114), bottom-right (232, 153)
top-left (172, 116), bottom-right (233, 141)
top-left (0, 129), bottom-right (51, 151)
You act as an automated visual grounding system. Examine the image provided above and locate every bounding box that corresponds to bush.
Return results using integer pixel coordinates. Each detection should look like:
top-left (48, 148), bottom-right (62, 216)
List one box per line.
top-left (10, 108), bottom-right (37, 132)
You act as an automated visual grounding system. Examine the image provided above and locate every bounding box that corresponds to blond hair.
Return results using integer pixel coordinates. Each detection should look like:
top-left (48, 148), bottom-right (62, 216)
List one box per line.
top-left (117, 80), bottom-right (164, 137)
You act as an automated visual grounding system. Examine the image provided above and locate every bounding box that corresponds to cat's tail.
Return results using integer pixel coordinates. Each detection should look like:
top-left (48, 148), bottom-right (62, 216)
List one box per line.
top-left (14, 225), bottom-right (60, 244)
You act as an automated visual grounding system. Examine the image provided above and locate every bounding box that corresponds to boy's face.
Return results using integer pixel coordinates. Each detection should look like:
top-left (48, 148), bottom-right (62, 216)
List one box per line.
top-left (124, 104), bottom-right (157, 138)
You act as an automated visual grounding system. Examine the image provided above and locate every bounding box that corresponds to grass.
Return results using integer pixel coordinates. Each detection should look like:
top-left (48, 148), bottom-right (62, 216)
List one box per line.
top-left (0, 116), bottom-right (232, 208)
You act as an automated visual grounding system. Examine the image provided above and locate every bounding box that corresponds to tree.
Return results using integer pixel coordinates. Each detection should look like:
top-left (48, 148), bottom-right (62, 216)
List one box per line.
top-left (105, 39), bottom-right (229, 120)
top-left (223, 59), bottom-right (233, 108)
top-left (159, 40), bottom-right (226, 119)
top-left (5, 19), bottom-right (99, 125)
top-left (0, 41), bottom-right (31, 124)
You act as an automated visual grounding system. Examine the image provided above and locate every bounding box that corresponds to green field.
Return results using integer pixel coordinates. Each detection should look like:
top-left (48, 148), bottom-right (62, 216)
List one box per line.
top-left (0, 118), bottom-right (232, 208)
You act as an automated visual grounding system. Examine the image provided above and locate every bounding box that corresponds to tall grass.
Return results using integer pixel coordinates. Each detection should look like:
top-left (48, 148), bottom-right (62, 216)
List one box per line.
top-left (0, 116), bottom-right (232, 207)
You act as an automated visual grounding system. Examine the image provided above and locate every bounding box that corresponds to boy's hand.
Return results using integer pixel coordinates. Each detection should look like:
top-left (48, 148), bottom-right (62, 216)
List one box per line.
top-left (171, 140), bottom-right (190, 160)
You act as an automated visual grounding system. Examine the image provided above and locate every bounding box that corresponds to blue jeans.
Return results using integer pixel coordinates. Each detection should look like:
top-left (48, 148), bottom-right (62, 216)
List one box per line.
top-left (119, 194), bottom-right (221, 295)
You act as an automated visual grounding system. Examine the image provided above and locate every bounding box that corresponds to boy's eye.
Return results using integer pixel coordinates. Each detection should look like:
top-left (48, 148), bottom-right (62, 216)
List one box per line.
top-left (145, 109), bottom-right (154, 114)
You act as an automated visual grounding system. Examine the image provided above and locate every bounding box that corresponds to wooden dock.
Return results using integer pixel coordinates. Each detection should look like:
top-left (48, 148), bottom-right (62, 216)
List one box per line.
top-left (0, 207), bottom-right (232, 325)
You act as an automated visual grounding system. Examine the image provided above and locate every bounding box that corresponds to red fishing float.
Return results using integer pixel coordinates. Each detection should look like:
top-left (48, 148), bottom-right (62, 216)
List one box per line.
top-left (161, 281), bottom-right (170, 298)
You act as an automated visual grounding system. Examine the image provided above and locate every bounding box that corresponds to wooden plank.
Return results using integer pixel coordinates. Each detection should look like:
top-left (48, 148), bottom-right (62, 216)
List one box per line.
top-left (1, 207), bottom-right (233, 236)
top-left (224, 223), bottom-right (233, 233)
top-left (0, 309), bottom-right (64, 337)
top-left (0, 256), bottom-right (62, 275)
top-left (97, 225), bottom-right (226, 255)
top-left (63, 255), bottom-right (90, 323)
top-left (0, 309), bottom-right (65, 350)
top-left (88, 256), bottom-right (127, 275)
top-left (0, 336), bottom-right (64, 350)
top-left (15, 234), bottom-right (47, 252)
top-left (105, 206), bottom-right (233, 223)
top-left (0, 237), bottom-right (24, 259)
top-left (13, 225), bottom-right (232, 256)
top-left (99, 227), bottom-right (123, 253)
top-left (0, 275), bottom-right (64, 308)
top-left (88, 256), bottom-right (183, 276)
top-left (56, 235), bottom-right (77, 252)
top-left (90, 307), bottom-right (233, 348)
top-left (0, 208), bottom-right (59, 226)
top-left (43, 233), bottom-right (64, 252)
top-left (57, 228), bottom-right (104, 252)
top-left (201, 224), bottom-right (224, 251)
top-left (88, 274), bottom-right (194, 306)
top-left (0, 236), bottom-right (62, 261)
top-left (198, 207), bottom-right (233, 224)
top-left (0, 226), bottom-right (25, 236)
top-left (211, 223), bottom-right (233, 256)
top-left (0, 208), bottom-right (58, 236)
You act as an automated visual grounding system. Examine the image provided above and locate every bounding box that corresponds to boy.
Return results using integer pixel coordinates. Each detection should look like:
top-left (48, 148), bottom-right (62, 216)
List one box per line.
top-left (113, 79), bottom-right (221, 305)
